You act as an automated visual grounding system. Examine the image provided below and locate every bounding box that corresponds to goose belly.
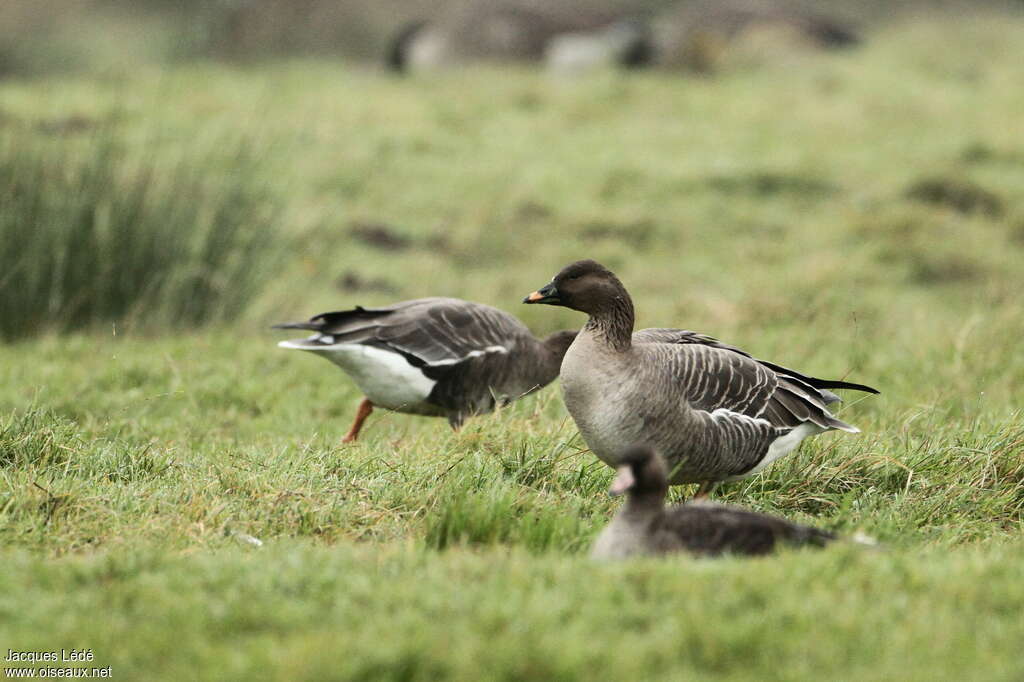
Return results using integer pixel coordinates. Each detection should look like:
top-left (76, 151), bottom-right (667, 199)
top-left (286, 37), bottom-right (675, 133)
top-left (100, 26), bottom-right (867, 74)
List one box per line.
top-left (572, 401), bottom-right (646, 465)
top-left (561, 365), bottom-right (646, 465)
top-left (284, 342), bottom-right (441, 414)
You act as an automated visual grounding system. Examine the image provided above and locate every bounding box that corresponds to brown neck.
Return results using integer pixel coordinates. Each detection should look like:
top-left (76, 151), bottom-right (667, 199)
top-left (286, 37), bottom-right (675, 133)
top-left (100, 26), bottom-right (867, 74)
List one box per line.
top-left (538, 342), bottom-right (566, 381)
top-left (584, 292), bottom-right (635, 351)
top-left (622, 489), bottom-right (665, 518)
top-left (540, 333), bottom-right (575, 376)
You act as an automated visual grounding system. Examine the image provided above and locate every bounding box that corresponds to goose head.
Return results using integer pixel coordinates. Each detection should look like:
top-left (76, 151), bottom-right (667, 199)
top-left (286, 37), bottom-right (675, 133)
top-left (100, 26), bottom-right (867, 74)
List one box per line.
top-left (608, 444), bottom-right (669, 500)
top-left (523, 259), bottom-right (627, 315)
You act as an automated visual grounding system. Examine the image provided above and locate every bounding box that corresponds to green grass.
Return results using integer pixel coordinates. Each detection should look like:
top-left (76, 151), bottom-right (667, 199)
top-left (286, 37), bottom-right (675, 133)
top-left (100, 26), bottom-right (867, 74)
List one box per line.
top-left (2, 14), bottom-right (1024, 680)
top-left (0, 131), bottom-right (284, 339)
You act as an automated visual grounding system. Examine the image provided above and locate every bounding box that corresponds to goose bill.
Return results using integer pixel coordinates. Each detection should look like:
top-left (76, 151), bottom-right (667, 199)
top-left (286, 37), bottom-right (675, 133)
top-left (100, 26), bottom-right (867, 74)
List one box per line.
top-left (609, 466), bottom-right (635, 496)
top-left (523, 283), bottom-right (559, 304)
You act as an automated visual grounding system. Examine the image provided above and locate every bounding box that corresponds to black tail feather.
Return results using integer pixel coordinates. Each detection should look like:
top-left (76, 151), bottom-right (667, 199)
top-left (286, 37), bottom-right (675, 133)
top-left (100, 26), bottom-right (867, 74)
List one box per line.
top-left (755, 359), bottom-right (879, 396)
top-left (272, 306), bottom-right (389, 334)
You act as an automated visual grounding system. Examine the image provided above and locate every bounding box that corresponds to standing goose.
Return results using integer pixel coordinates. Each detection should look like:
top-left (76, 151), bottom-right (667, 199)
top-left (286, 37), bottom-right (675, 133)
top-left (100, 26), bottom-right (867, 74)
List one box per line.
top-left (524, 259), bottom-right (877, 494)
top-left (275, 298), bottom-right (576, 441)
top-left (591, 445), bottom-right (838, 559)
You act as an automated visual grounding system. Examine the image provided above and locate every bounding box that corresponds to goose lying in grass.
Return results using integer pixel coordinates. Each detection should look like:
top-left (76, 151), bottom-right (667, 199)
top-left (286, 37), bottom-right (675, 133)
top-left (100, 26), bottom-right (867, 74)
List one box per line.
top-left (275, 298), bottom-right (576, 441)
top-left (591, 445), bottom-right (838, 559)
top-left (524, 259), bottom-right (877, 495)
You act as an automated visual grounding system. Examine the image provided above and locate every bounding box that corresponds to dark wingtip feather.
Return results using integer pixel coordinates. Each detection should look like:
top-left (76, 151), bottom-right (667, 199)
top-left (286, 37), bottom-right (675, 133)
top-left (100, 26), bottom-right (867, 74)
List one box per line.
top-left (271, 321), bottom-right (322, 331)
top-left (813, 379), bottom-right (880, 395)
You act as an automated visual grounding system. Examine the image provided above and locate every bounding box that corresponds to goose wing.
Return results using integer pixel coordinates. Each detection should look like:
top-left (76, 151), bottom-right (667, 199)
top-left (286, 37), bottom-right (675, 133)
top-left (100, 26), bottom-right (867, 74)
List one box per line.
top-left (644, 340), bottom-right (857, 432)
top-left (274, 298), bottom-right (532, 369)
top-left (634, 327), bottom-right (878, 405)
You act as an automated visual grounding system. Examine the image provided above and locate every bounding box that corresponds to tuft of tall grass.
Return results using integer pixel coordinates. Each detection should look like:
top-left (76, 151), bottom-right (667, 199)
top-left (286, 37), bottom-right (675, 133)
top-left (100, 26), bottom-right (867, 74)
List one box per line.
top-left (0, 131), bottom-right (284, 340)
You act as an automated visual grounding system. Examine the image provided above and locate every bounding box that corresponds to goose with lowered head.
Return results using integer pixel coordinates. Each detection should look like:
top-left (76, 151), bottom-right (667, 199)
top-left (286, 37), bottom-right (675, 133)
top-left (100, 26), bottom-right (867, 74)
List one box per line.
top-left (276, 298), bottom-right (576, 442)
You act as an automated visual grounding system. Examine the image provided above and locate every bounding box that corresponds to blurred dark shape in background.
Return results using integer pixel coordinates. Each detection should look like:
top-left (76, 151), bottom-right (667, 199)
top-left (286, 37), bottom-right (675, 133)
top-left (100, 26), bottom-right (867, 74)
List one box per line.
top-left (390, 0), bottom-right (859, 76)
top-left (385, 2), bottom-right (645, 74)
top-left (349, 221), bottom-right (412, 251)
top-left (905, 177), bottom-right (1005, 218)
top-left (651, 0), bottom-right (861, 74)
top-left (545, 19), bottom-right (654, 75)
top-left (0, 0), bottom-right (1020, 79)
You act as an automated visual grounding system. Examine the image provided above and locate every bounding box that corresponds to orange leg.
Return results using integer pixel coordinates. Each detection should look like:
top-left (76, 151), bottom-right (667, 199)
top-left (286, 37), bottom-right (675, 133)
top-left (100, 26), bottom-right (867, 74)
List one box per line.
top-left (693, 481), bottom-right (717, 500)
top-left (342, 398), bottom-right (374, 443)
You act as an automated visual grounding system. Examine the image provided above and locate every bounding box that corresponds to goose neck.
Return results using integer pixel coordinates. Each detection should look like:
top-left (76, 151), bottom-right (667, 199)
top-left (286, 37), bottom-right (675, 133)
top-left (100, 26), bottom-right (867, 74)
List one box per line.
top-left (622, 492), bottom-right (665, 519)
top-left (539, 343), bottom-right (565, 379)
top-left (584, 294), bottom-right (634, 351)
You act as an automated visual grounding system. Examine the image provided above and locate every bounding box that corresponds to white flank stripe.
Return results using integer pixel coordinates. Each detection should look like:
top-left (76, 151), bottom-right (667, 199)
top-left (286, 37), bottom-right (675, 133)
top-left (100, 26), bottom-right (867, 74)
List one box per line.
top-left (428, 345), bottom-right (509, 367)
top-left (745, 422), bottom-right (825, 475)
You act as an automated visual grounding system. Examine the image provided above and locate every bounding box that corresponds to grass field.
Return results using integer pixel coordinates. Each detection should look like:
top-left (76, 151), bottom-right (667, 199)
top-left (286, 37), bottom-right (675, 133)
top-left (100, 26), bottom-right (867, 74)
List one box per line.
top-left (2, 12), bottom-right (1024, 680)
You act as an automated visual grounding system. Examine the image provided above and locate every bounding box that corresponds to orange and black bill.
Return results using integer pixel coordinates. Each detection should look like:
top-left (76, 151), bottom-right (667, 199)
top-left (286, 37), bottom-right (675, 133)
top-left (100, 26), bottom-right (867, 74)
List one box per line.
top-left (523, 283), bottom-right (559, 305)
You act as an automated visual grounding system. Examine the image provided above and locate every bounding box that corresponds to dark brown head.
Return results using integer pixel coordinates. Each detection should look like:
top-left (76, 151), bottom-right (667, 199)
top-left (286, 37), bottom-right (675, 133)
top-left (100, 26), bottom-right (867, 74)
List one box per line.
top-left (541, 329), bottom-right (577, 359)
top-left (523, 260), bottom-right (629, 316)
top-left (608, 445), bottom-right (669, 501)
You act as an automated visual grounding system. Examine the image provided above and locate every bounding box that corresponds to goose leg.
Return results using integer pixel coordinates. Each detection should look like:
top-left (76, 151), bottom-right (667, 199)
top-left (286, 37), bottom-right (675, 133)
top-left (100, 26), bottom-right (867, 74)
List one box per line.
top-left (693, 481), bottom-right (717, 500)
top-left (342, 398), bottom-right (374, 443)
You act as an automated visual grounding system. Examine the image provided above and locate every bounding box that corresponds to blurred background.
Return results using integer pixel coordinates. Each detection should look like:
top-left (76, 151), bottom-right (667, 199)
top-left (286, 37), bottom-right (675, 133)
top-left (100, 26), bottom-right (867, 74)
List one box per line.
top-left (0, 0), bottom-right (1015, 75)
top-left (1, 0), bottom-right (1022, 372)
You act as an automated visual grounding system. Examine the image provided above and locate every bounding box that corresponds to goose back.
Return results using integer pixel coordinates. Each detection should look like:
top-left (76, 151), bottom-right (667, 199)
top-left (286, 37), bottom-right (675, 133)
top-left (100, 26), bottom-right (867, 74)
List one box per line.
top-left (648, 501), bottom-right (835, 556)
